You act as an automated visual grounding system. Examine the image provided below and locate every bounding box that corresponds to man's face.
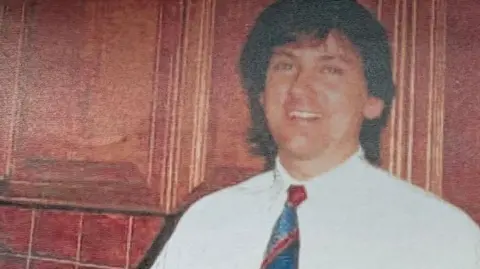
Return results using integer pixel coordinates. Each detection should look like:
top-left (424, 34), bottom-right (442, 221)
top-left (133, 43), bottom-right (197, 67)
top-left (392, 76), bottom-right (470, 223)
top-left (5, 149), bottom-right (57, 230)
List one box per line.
top-left (261, 30), bottom-right (384, 161)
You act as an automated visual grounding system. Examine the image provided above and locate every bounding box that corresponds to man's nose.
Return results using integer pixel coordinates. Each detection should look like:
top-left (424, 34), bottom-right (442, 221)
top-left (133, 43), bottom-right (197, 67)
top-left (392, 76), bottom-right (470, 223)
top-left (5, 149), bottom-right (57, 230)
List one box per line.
top-left (288, 70), bottom-right (316, 99)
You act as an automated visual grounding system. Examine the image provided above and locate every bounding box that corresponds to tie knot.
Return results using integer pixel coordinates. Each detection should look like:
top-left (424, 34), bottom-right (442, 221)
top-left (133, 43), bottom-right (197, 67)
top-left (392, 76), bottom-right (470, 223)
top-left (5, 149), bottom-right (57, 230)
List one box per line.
top-left (287, 185), bottom-right (307, 207)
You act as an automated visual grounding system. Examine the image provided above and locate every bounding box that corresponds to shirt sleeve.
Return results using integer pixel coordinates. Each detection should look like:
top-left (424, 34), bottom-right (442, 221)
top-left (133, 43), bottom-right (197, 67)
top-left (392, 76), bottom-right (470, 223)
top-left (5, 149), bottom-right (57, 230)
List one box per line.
top-left (148, 216), bottom-right (191, 269)
top-left (474, 231), bottom-right (480, 268)
top-left (148, 201), bottom-right (207, 269)
top-left (455, 214), bottom-right (480, 269)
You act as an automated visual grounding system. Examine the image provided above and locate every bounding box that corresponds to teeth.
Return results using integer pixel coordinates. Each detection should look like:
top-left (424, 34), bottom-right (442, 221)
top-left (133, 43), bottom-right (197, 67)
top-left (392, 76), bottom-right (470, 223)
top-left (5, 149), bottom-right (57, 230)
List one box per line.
top-left (289, 111), bottom-right (321, 119)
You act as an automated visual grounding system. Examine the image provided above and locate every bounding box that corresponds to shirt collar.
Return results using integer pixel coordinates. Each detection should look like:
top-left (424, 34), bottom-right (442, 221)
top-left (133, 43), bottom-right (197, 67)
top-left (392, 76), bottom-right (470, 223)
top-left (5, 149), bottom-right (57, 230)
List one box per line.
top-left (273, 147), bottom-right (366, 190)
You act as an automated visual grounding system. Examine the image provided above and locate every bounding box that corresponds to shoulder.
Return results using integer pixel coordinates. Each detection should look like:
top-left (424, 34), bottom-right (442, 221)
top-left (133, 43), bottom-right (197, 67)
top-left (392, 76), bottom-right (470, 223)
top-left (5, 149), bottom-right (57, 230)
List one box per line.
top-left (361, 163), bottom-right (480, 264)
top-left (362, 163), bottom-right (467, 216)
top-left (362, 162), bottom-right (480, 239)
top-left (150, 170), bottom-right (275, 268)
top-left (367, 164), bottom-right (459, 207)
top-left (175, 170), bottom-right (274, 226)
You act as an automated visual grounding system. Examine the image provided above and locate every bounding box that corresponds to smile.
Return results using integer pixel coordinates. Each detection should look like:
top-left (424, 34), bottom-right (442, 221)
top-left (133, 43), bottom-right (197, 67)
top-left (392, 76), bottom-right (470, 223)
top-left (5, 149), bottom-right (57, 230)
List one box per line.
top-left (288, 110), bottom-right (322, 120)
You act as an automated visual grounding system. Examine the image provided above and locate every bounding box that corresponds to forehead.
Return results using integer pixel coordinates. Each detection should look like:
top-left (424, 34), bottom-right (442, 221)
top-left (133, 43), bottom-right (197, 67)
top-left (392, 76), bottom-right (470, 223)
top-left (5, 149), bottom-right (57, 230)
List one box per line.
top-left (273, 30), bottom-right (361, 59)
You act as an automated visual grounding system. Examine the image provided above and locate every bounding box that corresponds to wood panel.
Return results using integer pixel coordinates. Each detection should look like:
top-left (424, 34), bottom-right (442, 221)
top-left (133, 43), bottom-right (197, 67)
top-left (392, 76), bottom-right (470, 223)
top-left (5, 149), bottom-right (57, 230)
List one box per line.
top-left (443, 0), bottom-right (480, 223)
top-left (378, 0), bottom-right (446, 196)
top-left (4, 0), bottom-right (163, 211)
top-left (1, 0), bottom-right (185, 213)
top-left (0, 0), bottom-right (229, 214)
top-left (155, 0), bottom-right (217, 212)
top-left (0, 0), bottom-right (26, 182)
top-left (209, 0), bottom-right (271, 171)
top-left (159, 0), bottom-right (269, 212)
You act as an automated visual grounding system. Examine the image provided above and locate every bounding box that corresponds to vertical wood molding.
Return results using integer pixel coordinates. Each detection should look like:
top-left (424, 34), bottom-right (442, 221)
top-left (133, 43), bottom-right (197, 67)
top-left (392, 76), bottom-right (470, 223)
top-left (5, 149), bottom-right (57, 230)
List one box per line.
top-left (147, 3), bottom-right (164, 187)
top-left (379, 0), bottom-right (446, 196)
top-left (154, 1), bottom-right (184, 212)
top-left (428, 0), bottom-right (446, 196)
top-left (157, 0), bottom-right (215, 213)
top-left (184, 0), bottom-right (215, 193)
top-left (0, 0), bottom-right (27, 178)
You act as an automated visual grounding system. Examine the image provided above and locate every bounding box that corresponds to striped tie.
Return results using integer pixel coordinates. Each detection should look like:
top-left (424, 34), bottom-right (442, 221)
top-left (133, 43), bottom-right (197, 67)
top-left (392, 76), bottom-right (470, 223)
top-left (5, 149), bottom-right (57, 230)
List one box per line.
top-left (261, 185), bottom-right (307, 269)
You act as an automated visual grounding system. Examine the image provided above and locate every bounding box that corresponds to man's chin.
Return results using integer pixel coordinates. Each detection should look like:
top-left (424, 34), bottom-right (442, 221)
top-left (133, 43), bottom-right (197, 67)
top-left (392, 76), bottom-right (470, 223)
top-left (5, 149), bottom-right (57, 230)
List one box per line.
top-left (278, 145), bottom-right (328, 162)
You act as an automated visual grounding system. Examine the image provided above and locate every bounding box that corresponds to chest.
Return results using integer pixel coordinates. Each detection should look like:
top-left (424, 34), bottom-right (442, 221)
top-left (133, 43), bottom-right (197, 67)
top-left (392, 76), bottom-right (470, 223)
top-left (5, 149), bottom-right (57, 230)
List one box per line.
top-left (189, 199), bottom-right (446, 269)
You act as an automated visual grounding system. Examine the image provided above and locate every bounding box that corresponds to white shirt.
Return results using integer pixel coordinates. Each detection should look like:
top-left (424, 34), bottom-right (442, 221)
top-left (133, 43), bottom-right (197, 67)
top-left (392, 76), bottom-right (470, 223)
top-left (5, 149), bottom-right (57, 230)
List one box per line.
top-left (151, 149), bottom-right (480, 268)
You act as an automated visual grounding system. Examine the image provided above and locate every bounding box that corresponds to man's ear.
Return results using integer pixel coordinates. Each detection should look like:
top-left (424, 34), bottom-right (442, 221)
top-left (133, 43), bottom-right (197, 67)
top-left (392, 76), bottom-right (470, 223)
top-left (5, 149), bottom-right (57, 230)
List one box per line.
top-left (363, 96), bottom-right (384, 120)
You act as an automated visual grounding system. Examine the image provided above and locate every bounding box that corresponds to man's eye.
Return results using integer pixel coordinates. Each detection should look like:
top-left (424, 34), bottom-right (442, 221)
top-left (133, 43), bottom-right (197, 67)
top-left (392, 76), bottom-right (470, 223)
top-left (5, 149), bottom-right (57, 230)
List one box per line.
top-left (272, 62), bottom-right (294, 71)
top-left (320, 65), bottom-right (344, 75)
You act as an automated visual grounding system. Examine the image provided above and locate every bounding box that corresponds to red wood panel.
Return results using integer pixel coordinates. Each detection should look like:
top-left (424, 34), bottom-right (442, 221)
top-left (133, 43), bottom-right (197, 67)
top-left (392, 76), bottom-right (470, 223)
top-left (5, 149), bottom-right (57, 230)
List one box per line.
top-left (80, 214), bottom-right (129, 267)
top-left (0, 255), bottom-right (26, 269)
top-left (14, 0), bottom-right (88, 164)
top-left (408, 0), bottom-right (435, 189)
top-left (31, 210), bottom-right (80, 260)
top-left (129, 216), bottom-right (164, 268)
top-left (0, 205), bottom-right (165, 269)
top-left (209, 0), bottom-right (271, 173)
top-left (0, 206), bottom-right (32, 254)
top-left (444, 0), bottom-right (480, 223)
top-left (13, 0), bottom-right (159, 175)
top-left (1, 0), bottom-right (184, 212)
top-left (375, 0), bottom-right (446, 196)
top-left (30, 261), bottom-right (75, 269)
top-left (0, 0), bottom-right (25, 177)
top-left (380, 0), bottom-right (442, 189)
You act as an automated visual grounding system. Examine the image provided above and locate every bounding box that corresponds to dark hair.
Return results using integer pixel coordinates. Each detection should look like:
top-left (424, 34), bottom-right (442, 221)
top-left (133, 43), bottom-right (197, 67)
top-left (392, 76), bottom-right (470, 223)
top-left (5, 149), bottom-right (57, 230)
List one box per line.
top-left (239, 0), bottom-right (395, 170)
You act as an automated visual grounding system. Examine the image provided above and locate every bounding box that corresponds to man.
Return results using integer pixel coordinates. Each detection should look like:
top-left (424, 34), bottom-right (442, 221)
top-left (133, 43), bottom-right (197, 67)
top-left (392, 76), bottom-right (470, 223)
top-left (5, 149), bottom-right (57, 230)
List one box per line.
top-left (150, 0), bottom-right (480, 268)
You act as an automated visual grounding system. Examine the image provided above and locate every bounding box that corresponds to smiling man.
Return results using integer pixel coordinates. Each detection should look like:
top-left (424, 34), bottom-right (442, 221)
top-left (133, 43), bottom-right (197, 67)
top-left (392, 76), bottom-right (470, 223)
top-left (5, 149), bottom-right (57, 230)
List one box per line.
top-left (262, 31), bottom-right (384, 180)
top-left (150, 0), bottom-right (480, 268)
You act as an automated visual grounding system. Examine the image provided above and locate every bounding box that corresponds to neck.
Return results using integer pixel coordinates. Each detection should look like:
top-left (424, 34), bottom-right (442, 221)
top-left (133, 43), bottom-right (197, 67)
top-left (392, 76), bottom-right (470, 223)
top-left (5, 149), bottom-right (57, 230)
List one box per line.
top-left (278, 144), bottom-right (359, 181)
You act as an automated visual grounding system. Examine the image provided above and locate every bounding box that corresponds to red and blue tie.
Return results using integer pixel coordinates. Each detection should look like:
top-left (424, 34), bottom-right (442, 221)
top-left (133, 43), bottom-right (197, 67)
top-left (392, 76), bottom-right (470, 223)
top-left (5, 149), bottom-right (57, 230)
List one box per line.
top-left (261, 185), bottom-right (307, 269)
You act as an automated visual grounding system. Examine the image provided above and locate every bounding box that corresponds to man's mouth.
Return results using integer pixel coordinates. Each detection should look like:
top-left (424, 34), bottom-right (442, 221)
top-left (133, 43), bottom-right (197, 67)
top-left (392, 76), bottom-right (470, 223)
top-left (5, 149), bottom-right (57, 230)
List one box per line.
top-left (288, 110), bottom-right (322, 120)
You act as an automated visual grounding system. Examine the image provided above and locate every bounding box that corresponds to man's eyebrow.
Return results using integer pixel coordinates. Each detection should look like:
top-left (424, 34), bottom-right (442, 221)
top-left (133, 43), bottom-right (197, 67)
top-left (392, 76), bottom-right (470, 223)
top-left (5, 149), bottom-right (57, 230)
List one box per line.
top-left (271, 49), bottom-right (354, 64)
top-left (317, 54), bottom-right (353, 64)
